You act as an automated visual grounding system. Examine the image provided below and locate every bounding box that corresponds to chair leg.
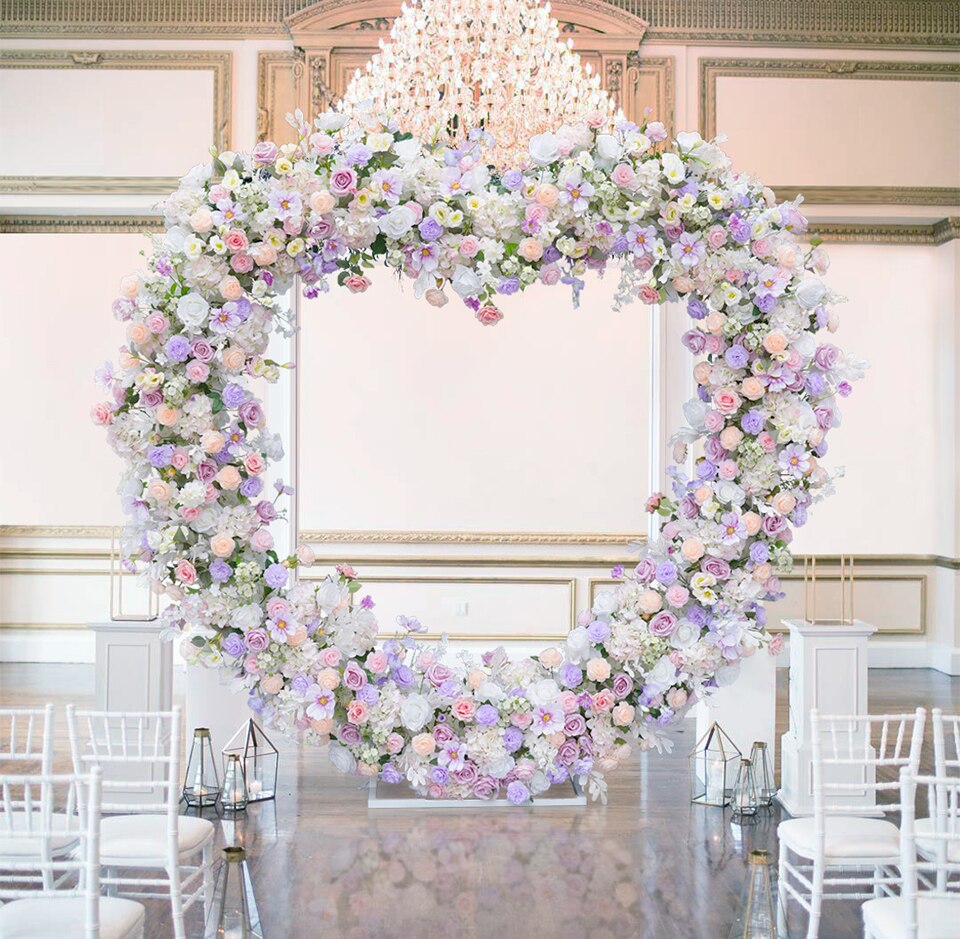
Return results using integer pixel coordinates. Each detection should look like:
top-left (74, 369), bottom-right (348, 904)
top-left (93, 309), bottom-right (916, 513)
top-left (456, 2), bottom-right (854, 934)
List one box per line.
top-left (202, 842), bottom-right (214, 919)
top-left (104, 866), bottom-right (117, 897)
top-left (166, 863), bottom-right (186, 939)
top-left (873, 865), bottom-right (883, 898)
top-left (806, 861), bottom-right (824, 939)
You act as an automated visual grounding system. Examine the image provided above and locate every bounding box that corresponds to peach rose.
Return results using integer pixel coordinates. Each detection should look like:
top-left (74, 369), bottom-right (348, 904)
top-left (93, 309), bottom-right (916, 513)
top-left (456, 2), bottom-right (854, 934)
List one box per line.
top-left (535, 183), bottom-right (559, 207)
top-left (412, 733), bottom-right (436, 757)
top-left (639, 590), bottom-right (663, 614)
top-left (719, 426), bottom-right (743, 450)
top-left (347, 700), bottom-right (368, 724)
top-left (310, 718), bottom-right (333, 735)
top-left (118, 274), bottom-right (140, 299)
top-left (467, 668), bottom-right (486, 690)
top-left (752, 563), bottom-right (772, 583)
top-left (538, 648), bottom-right (563, 669)
top-left (357, 762), bottom-right (378, 778)
top-left (126, 322), bottom-right (150, 345)
top-left (612, 703), bottom-right (635, 726)
top-left (666, 687), bottom-right (688, 710)
top-left (317, 668), bottom-right (340, 690)
top-left (260, 674), bottom-right (284, 695)
top-left (118, 350), bottom-right (139, 370)
top-left (296, 544), bottom-right (316, 566)
top-left (681, 538), bottom-right (706, 562)
top-left (222, 347), bottom-right (246, 371)
top-left (219, 276), bottom-right (243, 301)
top-left (592, 689), bottom-right (615, 713)
top-left (201, 431), bottom-right (225, 454)
top-left (763, 331), bottom-right (788, 355)
top-left (310, 191), bottom-right (335, 214)
top-left (287, 625), bottom-right (308, 646)
top-left (249, 242), bottom-right (278, 266)
top-left (217, 465), bottom-right (241, 490)
top-left (586, 658), bottom-right (611, 682)
top-left (146, 479), bottom-right (171, 501)
top-left (704, 312), bottom-right (726, 334)
top-left (210, 532), bottom-right (235, 558)
top-left (518, 238), bottom-right (544, 262)
top-left (189, 208), bottom-right (214, 233)
top-left (693, 362), bottom-right (713, 385)
top-left (772, 492), bottom-right (797, 515)
top-left (741, 376), bottom-right (766, 401)
top-left (155, 405), bottom-right (179, 427)
top-left (743, 511), bottom-right (763, 536)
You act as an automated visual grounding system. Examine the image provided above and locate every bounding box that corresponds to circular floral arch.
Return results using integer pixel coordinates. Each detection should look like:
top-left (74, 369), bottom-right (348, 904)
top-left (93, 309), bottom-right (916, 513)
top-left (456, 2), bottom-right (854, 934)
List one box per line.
top-left (96, 109), bottom-right (862, 803)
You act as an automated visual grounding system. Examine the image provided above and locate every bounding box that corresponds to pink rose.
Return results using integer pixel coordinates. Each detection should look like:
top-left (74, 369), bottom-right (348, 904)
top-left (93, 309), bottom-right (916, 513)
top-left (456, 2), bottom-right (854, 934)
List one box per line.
top-left (769, 633), bottom-right (785, 656)
top-left (320, 647), bottom-right (342, 667)
top-left (638, 284), bottom-right (660, 305)
top-left (540, 265), bottom-right (561, 286)
top-left (343, 661), bottom-right (367, 690)
top-left (231, 253), bottom-right (254, 274)
top-left (145, 312), bottom-right (168, 334)
top-left (344, 274), bottom-right (371, 294)
top-left (706, 226), bottom-right (727, 249)
top-left (704, 410), bottom-right (724, 432)
top-left (718, 459), bottom-right (739, 480)
top-left (452, 698), bottom-right (476, 722)
top-left (180, 506), bottom-right (199, 522)
top-left (346, 700), bottom-right (368, 724)
top-left (252, 141), bottom-right (279, 165)
top-left (611, 163), bottom-right (635, 188)
top-left (511, 712), bottom-right (533, 730)
top-left (713, 387), bottom-right (741, 415)
top-left (309, 134), bottom-right (334, 157)
top-left (245, 629), bottom-right (269, 652)
top-left (459, 235), bottom-right (480, 258)
top-left (266, 598), bottom-right (288, 619)
top-left (648, 611), bottom-right (678, 637)
top-left (244, 453), bottom-right (265, 475)
top-left (476, 305), bottom-right (503, 326)
top-left (250, 528), bottom-right (274, 553)
top-left (224, 229), bottom-right (248, 253)
top-left (329, 167), bottom-right (358, 196)
top-left (665, 584), bottom-right (690, 607)
top-left (592, 689), bottom-right (615, 713)
top-left (243, 655), bottom-right (260, 674)
top-left (558, 690), bottom-right (579, 714)
top-left (185, 360), bottom-right (209, 383)
top-left (91, 403), bottom-right (113, 425)
top-left (386, 733), bottom-right (404, 754)
top-left (175, 560), bottom-right (197, 585)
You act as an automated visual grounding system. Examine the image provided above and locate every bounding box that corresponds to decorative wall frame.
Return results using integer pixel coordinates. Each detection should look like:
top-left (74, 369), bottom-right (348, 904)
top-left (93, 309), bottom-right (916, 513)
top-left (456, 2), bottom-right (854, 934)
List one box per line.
top-left (0, 50), bottom-right (233, 195)
top-left (699, 58), bottom-right (960, 207)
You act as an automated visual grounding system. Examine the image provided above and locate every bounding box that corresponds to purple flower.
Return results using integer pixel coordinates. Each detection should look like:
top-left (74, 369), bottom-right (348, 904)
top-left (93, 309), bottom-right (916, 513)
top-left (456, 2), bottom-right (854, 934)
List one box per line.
top-left (648, 611), bottom-right (678, 637)
top-left (191, 338), bottom-right (214, 362)
top-left (702, 555), bottom-right (732, 579)
top-left (682, 329), bottom-right (706, 354)
top-left (724, 345), bottom-right (749, 369)
top-left (164, 335), bottom-right (191, 362)
top-left (209, 558), bottom-right (232, 582)
top-left (209, 306), bottom-right (241, 335)
top-left (507, 781), bottom-right (531, 805)
top-left (222, 383), bottom-right (246, 408)
top-left (814, 344), bottom-right (840, 371)
top-left (429, 766), bottom-right (449, 786)
top-left (148, 444), bottom-right (175, 468)
top-left (244, 628), bottom-right (268, 652)
top-left (559, 663), bottom-right (583, 688)
top-left (290, 673), bottom-right (311, 696)
top-left (635, 557), bottom-right (657, 582)
top-left (222, 633), bottom-right (245, 658)
top-left (502, 726), bottom-right (523, 753)
top-left (267, 189), bottom-right (303, 220)
top-left (264, 563), bottom-right (288, 589)
top-left (741, 410), bottom-right (765, 435)
top-left (749, 542), bottom-right (769, 564)
top-left (557, 738), bottom-right (580, 766)
top-left (779, 444), bottom-right (811, 478)
top-left (687, 297), bottom-right (708, 320)
top-left (542, 245), bottom-right (561, 264)
top-left (610, 564), bottom-right (624, 579)
top-left (475, 704), bottom-right (499, 726)
top-left (586, 620), bottom-right (610, 644)
top-left (501, 169), bottom-right (524, 191)
top-left (337, 723), bottom-right (361, 746)
top-left (358, 685), bottom-right (379, 705)
top-left (497, 276), bottom-right (520, 295)
top-left (564, 713), bottom-right (586, 736)
top-left (381, 763), bottom-right (403, 785)
top-left (627, 223), bottom-right (658, 256)
top-left (418, 217), bottom-right (443, 241)
top-left (728, 213), bottom-right (751, 244)
top-left (392, 664), bottom-right (415, 688)
top-left (473, 776), bottom-right (499, 799)
top-left (656, 561), bottom-right (678, 585)
top-left (671, 232), bottom-right (706, 267)
top-left (256, 501), bottom-right (277, 522)
top-left (612, 673), bottom-right (633, 700)
top-left (240, 476), bottom-right (263, 498)
top-left (345, 144), bottom-right (372, 166)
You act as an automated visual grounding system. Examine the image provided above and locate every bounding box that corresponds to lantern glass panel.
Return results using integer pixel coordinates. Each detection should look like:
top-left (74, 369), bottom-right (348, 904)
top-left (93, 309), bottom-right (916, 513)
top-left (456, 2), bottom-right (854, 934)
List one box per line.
top-left (204, 846), bottom-right (263, 939)
top-left (689, 722), bottom-right (742, 807)
top-left (749, 741), bottom-right (776, 807)
top-left (731, 758), bottom-right (760, 817)
top-left (223, 720), bottom-right (278, 802)
top-left (221, 753), bottom-right (248, 812)
top-left (183, 728), bottom-right (220, 808)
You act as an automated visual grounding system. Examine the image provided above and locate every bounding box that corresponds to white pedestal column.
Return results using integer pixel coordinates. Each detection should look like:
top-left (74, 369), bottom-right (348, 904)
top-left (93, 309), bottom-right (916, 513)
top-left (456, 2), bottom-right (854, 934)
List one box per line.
top-left (89, 620), bottom-right (173, 712)
top-left (778, 619), bottom-right (877, 817)
top-left (695, 648), bottom-right (778, 770)
top-left (184, 664), bottom-right (249, 761)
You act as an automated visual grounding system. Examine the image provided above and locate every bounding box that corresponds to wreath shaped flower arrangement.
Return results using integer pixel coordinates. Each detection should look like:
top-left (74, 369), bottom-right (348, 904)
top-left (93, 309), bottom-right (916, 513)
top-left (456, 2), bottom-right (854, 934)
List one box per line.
top-left (95, 108), bottom-right (863, 803)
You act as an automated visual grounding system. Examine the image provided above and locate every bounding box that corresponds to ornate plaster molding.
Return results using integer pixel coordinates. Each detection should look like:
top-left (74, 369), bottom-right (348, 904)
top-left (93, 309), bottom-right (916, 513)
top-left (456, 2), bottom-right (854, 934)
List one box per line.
top-left (0, 214), bottom-right (164, 234)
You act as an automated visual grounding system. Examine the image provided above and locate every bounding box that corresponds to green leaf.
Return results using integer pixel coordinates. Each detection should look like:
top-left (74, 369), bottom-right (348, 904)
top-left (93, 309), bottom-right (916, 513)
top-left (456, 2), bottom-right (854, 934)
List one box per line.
top-left (210, 393), bottom-right (223, 414)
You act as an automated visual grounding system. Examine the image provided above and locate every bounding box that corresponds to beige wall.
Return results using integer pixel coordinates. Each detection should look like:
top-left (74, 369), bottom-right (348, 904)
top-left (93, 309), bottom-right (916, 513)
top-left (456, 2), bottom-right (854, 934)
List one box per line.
top-left (0, 3), bottom-right (957, 668)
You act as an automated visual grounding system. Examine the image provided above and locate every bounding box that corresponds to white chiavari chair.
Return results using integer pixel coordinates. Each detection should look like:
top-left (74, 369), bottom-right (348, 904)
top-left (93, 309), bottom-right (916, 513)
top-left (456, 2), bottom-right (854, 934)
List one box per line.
top-left (0, 769), bottom-right (145, 938)
top-left (863, 768), bottom-right (960, 938)
top-left (0, 705), bottom-right (73, 888)
top-left (777, 708), bottom-right (926, 939)
top-left (915, 710), bottom-right (960, 891)
top-left (66, 706), bottom-right (215, 939)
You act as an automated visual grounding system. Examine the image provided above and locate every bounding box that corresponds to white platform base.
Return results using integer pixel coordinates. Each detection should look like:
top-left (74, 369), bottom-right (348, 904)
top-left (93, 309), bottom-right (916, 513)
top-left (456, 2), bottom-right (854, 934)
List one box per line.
top-left (367, 777), bottom-right (586, 809)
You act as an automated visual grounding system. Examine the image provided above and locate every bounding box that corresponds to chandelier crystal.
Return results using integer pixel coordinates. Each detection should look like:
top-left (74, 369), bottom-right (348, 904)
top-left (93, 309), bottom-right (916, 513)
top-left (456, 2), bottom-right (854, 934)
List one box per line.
top-left (338, 0), bottom-right (619, 167)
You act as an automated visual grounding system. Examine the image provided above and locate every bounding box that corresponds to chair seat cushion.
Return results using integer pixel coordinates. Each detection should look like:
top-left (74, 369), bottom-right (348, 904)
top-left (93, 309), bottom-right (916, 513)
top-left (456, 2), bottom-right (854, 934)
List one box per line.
top-left (0, 896), bottom-right (144, 939)
top-left (862, 896), bottom-right (960, 939)
top-left (914, 817), bottom-right (960, 863)
top-left (100, 813), bottom-right (214, 862)
top-left (0, 812), bottom-right (78, 857)
top-left (778, 815), bottom-right (900, 860)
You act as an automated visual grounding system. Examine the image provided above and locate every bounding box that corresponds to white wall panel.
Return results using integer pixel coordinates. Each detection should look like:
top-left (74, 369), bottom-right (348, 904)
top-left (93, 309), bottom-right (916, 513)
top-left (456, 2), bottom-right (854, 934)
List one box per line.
top-left (0, 232), bottom-right (142, 525)
top-left (299, 272), bottom-right (653, 534)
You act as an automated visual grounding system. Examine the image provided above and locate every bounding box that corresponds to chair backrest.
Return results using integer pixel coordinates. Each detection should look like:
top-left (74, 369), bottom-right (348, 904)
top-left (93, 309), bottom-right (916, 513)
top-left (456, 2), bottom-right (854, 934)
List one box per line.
top-left (899, 768), bottom-right (960, 938)
top-left (0, 705), bottom-right (54, 773)
top-left (810, 708), bottom-right (926, 820)
top-left (0, 769), bottom-right (102, 917)
top-left (931, 709), bottom-right (960, 777)
top-left (66, 706), bottom-right (180, 817)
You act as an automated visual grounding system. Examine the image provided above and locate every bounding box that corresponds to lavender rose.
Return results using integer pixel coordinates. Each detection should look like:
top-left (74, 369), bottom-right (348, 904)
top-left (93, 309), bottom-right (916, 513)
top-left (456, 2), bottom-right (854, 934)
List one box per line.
top-left (337, 723), bottom-right (361, 746)
top-left (563, 713), bottom-right (587, 737)
top-left (244, 628), bottom-right (269, 652)
top-left (648, 610), bottom-right (679, 637)
top-left (701, 556), bottom-right (731, 580)
top-left (612, 673), bottom-right (634, 700)
top-left (473, 776), bottom-right (499, 800)
top-left (342, 661), bottom-right (367, 691)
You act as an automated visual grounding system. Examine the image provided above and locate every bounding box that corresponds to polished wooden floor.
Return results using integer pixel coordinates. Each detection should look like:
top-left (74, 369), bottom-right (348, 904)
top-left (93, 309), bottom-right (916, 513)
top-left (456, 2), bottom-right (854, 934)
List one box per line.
top-left (0, 663), bottom-right (956, 939)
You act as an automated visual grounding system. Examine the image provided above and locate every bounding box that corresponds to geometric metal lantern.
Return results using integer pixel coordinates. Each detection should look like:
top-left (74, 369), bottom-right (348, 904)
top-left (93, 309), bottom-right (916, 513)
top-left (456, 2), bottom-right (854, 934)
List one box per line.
top-left (730, 757), bottom-right (760, 818)
top-left (220, 752), bottom-right (248, 813)
top-left (222, 720), bottom-right (278, 802)
top-left (689, 721), bottom-right (742, 807)
top-left (204, 845), bottom-right (263, 939)
top-left (183, 727), bottom-right (221, 809)
top-left (749, 741), bottom-right (777, 807)
top-left (730, 849), bottom-right (777, 939)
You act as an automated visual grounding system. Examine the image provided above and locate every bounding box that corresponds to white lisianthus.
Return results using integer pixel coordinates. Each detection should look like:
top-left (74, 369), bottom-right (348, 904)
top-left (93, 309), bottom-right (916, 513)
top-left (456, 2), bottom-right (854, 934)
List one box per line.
top-left (314, 112), bottom-right (347, 133)
top-left (392, 138), bottom-right (421, 162)
top-left (528, 132), bottom-right (560, 166)
top-left (230, 603), bottom-right (262, 631)
top-left (595, 134), bottom-right (620, 162)
top-left (527, 678), bottom-right (560, 707)
top-left (451, 263), bottom-right (482, 298)
top-left (378, 204), bottom-right (416, 239)
top-left (366, 132), bottom-right (394, 152)
top-left (661, 152), bottom-right (685, 184)
top-left (644, 655), bottom-right (678, 691)
top-left (315, 579), bottom-right (341, 611)
top-left (477, 681), bottom-right (505, 703)
top-left (592, 590), bottom-right (618, 616)
top-left (670, 619), bottom-right (700, 650)
top-left (328, 743), bottom-right (357, 774)
top-left (565, 627), bottom-right (592, 664)
top-left (796, 278), bottom-right (826, 309)
top-left (400, 693), bottom-right (432, 732)
top-left (176, 293), bottom-right (210, 328)
top-left (675, 131), bottom-right (704, 152)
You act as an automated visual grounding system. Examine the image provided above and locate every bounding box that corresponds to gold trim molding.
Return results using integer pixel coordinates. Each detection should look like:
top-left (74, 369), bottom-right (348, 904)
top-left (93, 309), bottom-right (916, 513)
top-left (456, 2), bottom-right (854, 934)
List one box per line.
top-left (807, 218), bottom-right (960, 246)
top-left (299, 529), bottom-right (645, 546)
top-left (0, 49), bottom-right (232, 195)
top-left (0, 214), bottom-right (164, 234)
top-left (1, 2), bottom-right (956, 47)
top-left (700, 58), bottom-right (960, 207)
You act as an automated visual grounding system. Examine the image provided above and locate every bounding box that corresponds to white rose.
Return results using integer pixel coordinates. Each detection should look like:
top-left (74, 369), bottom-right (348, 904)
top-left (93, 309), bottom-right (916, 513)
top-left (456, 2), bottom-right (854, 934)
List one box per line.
top-left (451, 263), bottom-right (482, 299)
top-left (176, 292), bottom-right (210, 328)
top-left (400, 693), bottom-right (432, 732)
top-left (488, 755), bottom-right (516, 779)
top-left (595, 134), bottom-right (620, 162)
top-left (661, 152), bottom-right (685, 184)
top-left (231, 603), bottom-right (262, 631)
top-left (683, 398), bottom-right (711, 433)
top-left (669, 619), bottom-right (700, 650)
top-left (191, 507), bottom-right (218, 534)
top-left (592, 590), bottom-right (618, 616)
top-left (179, 162), bottom-right (212, 192)
top-left (714, 660), bottom-right (741, 687)
top-left (378, 204), bottom-right (416, 239)
top-left (314, 112), bottom-right (347, 132)
top-left (315, 579), bottom-right (341, 611)
top-left (565, 627), bottom-right (592, 664)
top-left (528, 132), bottom-right (560, 166)
top-left (477, 681), bottom-right (505, 703)
top-left (644, 655), bottom-right (678, 691)
top-left (164, 225), bottom-right (190, 253)
top-left (796, 278), bottom-right (826, 309)
top-left (392, 138), bottom-right (421, 162)
top-left (714, 480), bottom-right (746, 506)
top-left (328, 743), bottom-right (357, 775)
top-left (676, 131), bottom-right (703, 152)
top-left (527, 678), bottom-right (560, 707)
top-left (529, 771), bottom-right (551, 796)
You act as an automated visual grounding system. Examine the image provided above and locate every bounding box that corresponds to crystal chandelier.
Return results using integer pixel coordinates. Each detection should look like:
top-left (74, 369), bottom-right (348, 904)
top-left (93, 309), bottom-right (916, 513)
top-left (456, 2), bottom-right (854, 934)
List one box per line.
top-left (338, 0), bottom-right (618, 167)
